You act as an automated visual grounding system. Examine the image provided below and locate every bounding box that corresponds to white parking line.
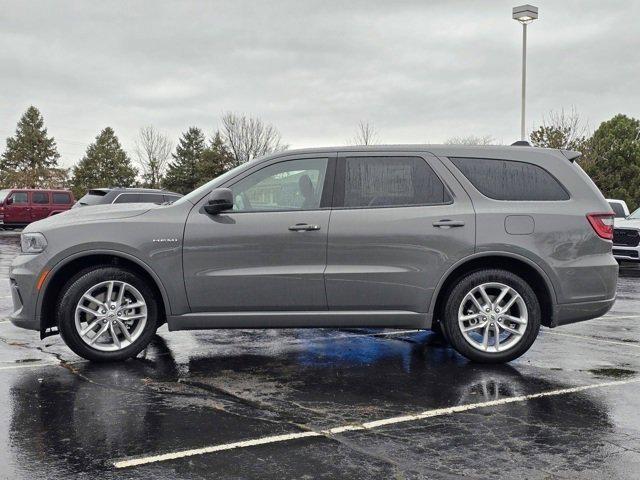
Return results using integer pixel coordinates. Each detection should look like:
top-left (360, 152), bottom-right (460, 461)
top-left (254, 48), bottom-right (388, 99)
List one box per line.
top-left (0, 362), bottom-right (61, 371)
top-left (113, 376), bottom-right (640, 469)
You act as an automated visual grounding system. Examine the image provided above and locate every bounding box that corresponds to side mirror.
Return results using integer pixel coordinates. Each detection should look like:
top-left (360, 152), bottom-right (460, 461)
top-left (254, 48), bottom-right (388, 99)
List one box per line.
top-left (204, 188), bottom-right (233, 215)
top-left (6, 197), bottom-right (13, 206)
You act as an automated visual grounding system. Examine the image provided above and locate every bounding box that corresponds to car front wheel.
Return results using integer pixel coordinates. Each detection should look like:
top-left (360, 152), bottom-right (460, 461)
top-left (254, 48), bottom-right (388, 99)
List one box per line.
top-left (442, 269), bottom-right (541, 363)
top-left (57, 266), bottom-right (158, 362)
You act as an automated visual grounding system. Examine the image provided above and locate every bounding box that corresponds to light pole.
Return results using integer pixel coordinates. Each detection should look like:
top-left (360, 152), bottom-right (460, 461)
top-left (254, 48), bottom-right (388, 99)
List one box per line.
top-left (512, 4), bottom-right (538, 141)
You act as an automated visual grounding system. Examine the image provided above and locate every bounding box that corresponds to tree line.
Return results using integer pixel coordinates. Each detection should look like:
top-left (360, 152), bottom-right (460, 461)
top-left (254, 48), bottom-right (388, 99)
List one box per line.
top-left (1, 106), bottom-right (640, 210)
top-left (0, 107), bottom-right (286, 198)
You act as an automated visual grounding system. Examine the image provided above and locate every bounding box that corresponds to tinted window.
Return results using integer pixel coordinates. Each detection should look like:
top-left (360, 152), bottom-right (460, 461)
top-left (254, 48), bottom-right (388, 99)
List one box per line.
top-left (78, 190), bottom-right (108, 206)
top-left (10, 192), bottom-right (28, 204)
top-left (139, 193), bottom-right (164, 203)
top-left (450, 157), bottom-right (569, 201)
top-left (32, 192), bottom-right (49, 204)
top-left (341, 156), bottom-right (450, 208)
top-left (52, 192), bottom-right (71, 204)
top-left (608, 201), bottom-right (626, 218)
top-left (231, 158), bottom-right (328, 212)
top-left (113, 193), bottom-right (140, 204)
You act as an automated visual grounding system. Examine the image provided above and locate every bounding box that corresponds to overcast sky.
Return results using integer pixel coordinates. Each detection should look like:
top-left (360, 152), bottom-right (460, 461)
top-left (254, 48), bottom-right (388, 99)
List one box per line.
top-left (1, 0), bottom-right (639, 168)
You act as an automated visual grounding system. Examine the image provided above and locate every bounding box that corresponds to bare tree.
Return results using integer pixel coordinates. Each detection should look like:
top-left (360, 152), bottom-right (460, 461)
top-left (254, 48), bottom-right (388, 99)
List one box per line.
top-left (350, 120), bottom-right (379, 145)
top-left (135, 125), bottom-right (173, 189)
top-left (530, 107), bottom-right (590, 150)
top-left (444, 135), bottom-right (497, 145)
top-left (221, 112), bottom-right (287, 166)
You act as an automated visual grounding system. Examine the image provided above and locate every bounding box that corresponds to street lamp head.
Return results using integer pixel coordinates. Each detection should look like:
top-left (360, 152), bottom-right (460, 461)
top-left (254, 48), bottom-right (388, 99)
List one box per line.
top-left (512, 4), bottom-right (538, 24)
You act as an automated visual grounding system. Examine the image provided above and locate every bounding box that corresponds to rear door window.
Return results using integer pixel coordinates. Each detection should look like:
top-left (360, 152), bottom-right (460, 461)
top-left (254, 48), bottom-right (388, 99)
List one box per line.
top-left (139, 193), bottom-right (164, 203)
top-left (113, 193), bottom-right (140, 204)
top-left (32, 191), bottom-right (50, 204)
top-left (52, 192), bottom-right (71, 204)
top-left (449, 157), bottom-right (569, 201)
top-left (338, 156), bottom-right (450, 208)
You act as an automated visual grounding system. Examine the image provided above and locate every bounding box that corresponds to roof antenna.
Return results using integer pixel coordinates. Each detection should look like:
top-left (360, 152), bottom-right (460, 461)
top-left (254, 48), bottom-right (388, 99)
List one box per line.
top-left (511, 140), bottom-right (531, 146)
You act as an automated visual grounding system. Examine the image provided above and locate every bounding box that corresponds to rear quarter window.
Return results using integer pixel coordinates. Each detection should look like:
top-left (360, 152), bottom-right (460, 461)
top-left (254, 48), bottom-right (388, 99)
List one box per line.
top-left (449, 157), bottom-right (569, 201)
top-left (52, 192), bottom-right (72, 204)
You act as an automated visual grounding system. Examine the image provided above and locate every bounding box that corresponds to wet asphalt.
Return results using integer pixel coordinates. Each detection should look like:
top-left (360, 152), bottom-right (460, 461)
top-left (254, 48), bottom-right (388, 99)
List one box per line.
top-left (1, 231), bottom-right (640, 479)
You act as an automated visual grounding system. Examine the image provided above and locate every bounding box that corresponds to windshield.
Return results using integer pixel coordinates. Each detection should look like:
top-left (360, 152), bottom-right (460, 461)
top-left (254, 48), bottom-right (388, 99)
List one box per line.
top-left (608, 201), bottom-right (627, 218)
top-left (628, 208), bottom-right (640, 219)
top-left (0, 190), bottom-right (9, 204)
top-left (173, 162), bottom-right (252, 206)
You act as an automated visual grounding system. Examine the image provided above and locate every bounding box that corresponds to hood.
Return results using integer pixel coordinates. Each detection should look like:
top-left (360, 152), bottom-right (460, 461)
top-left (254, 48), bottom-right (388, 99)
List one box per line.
top-left (24, 203), bottom-right (161, 232)
top-left (614, 217), bottom-right (640, 229)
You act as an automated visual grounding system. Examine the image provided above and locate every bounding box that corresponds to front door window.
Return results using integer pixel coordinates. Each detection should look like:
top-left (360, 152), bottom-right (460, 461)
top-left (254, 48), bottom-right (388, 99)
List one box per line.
top-left (231, 158), bottom-right (328, 212)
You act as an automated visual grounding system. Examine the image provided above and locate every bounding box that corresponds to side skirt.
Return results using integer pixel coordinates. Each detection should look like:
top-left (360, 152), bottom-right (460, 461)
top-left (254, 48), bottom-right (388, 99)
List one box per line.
top-left (167, 310), bottom-right (431, 331)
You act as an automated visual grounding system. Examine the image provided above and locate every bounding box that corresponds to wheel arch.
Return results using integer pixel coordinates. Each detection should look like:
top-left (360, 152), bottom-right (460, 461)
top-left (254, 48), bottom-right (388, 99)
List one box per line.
top-left (431, 252), bottom-right (556, 328)
top-left (38, 250), bottom-right (170, 338)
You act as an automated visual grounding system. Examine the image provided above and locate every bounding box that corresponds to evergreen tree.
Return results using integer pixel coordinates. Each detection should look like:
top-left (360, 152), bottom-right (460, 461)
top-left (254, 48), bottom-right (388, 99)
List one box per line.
top-left (71, 127), bottom-right (138, 199)
top-left (0, 106), bottom-right (61, 188)
top-left (198, 131), bottom-right (234, 185)
top-left (580, 114), bottom-right (640, 210)
top-left (163, 127), bottom-right (207, 194)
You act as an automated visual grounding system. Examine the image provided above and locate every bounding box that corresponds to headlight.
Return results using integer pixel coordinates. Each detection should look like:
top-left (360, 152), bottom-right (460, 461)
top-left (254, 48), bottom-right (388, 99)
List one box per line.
top-left (21, 233), bottom-right (48, 254)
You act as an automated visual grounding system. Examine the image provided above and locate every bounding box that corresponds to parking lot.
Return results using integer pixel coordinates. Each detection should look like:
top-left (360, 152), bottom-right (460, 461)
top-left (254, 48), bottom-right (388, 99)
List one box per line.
top-left (1, 232), bottom-right (639, 479)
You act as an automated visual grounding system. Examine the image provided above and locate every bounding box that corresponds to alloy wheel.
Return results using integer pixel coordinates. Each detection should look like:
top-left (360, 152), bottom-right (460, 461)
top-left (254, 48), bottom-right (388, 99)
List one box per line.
top-left (457, 282), bottom-right (528, 353)
top-left (74, 280), bottom-right (147, 352)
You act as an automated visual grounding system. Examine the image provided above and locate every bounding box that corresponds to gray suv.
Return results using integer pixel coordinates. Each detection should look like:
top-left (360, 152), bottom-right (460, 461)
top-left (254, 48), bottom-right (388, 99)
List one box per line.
top-left (9, 145), bottom-right (618, 363)
top-left (74, 187), bottom-right (182, 207)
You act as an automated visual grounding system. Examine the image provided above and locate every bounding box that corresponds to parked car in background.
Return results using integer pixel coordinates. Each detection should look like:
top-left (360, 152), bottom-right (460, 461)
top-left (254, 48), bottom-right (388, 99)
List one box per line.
top-left (612, 206), bottom-right (640, 262)
top-left (9, 145), bottom-right (618, 364)
top-left (607, 198), bottom-right (630, 219)
top-left (73, 188), bottom-right (182, 208)
top-left (0, 189), bottom-right (74, 228)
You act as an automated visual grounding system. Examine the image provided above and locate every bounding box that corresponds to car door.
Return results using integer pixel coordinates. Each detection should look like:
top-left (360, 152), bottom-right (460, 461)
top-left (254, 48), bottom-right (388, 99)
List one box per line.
top-left (183, 153), bottom-right (336, 312)
top-left (5, 191), bottom-right (30, 224)
top-left (30, 191), bottom-right (50, 221)
top-left (325, 152), bottom-right (475, 314)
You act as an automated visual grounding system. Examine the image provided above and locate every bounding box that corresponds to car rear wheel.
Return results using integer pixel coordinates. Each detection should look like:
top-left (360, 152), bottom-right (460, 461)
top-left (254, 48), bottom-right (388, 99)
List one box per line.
top-left (57, 266), bottom-right (158, 362)
top-left (442, 269), bottom-right (540, 363)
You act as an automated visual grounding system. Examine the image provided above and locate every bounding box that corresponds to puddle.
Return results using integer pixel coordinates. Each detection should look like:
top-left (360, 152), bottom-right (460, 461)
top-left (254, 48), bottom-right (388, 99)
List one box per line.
top-left (587, 368), bottom-right (637, 378)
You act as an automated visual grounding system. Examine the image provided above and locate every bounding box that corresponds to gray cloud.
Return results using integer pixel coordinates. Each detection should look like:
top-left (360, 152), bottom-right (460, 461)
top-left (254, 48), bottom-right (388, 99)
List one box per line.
top-left (1, 0), bottom-right (638, 168)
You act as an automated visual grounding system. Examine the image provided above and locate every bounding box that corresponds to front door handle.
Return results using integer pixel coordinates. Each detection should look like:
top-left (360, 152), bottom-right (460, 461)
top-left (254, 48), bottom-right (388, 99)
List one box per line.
top-left (433, 219), bottom-right (465, 229)
top-left (288, 223), bottom-right (321, 232)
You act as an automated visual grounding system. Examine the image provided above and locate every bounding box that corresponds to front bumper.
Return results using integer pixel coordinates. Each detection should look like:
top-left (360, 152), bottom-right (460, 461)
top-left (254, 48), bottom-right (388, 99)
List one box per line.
top-left (9, 253), bottom-right (47, 332)
top-left (613, 245), bottom-right (640, 262)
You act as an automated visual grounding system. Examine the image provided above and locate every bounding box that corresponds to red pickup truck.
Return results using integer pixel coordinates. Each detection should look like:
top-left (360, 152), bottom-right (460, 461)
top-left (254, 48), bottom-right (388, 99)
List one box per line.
top-left (0, 189), bottom-right (75, 228)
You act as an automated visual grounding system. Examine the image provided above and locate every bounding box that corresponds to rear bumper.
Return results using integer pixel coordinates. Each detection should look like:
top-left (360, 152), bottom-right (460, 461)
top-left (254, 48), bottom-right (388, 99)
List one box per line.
top-left (551, 297), bottom-right (616, 327)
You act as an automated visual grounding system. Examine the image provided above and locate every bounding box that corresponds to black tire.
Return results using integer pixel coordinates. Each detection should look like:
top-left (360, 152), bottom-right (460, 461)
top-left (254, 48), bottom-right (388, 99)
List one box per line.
top-left (57, 266), bottom-right (159, 362)
top-left (430, 319), bottom-right (450, 343)
top-left (442, 269), bottom-right (541, 363)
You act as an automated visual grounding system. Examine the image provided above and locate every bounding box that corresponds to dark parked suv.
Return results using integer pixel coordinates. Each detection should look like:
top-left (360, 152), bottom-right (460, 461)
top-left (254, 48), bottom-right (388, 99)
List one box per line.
top-left (9, 145), bottom-right (618, 363)
top-left (74, 187), bottom-right (182, 208)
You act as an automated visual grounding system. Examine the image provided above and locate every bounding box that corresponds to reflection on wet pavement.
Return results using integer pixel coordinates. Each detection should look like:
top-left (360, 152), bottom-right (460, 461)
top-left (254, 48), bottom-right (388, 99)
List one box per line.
top-left (0, 234), bottom-right (639, 479)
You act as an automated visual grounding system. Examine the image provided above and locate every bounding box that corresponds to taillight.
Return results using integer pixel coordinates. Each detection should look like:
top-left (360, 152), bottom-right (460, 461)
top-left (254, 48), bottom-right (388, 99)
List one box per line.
top-left (587, 213), bottom-right (615, 240)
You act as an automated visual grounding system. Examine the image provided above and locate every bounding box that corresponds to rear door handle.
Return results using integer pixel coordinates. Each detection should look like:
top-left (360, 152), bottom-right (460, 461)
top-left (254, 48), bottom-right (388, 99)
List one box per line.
top-left (288, 223), bottom-right (321, 232)
top-left (433, 219), bottom-right (465, 228)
